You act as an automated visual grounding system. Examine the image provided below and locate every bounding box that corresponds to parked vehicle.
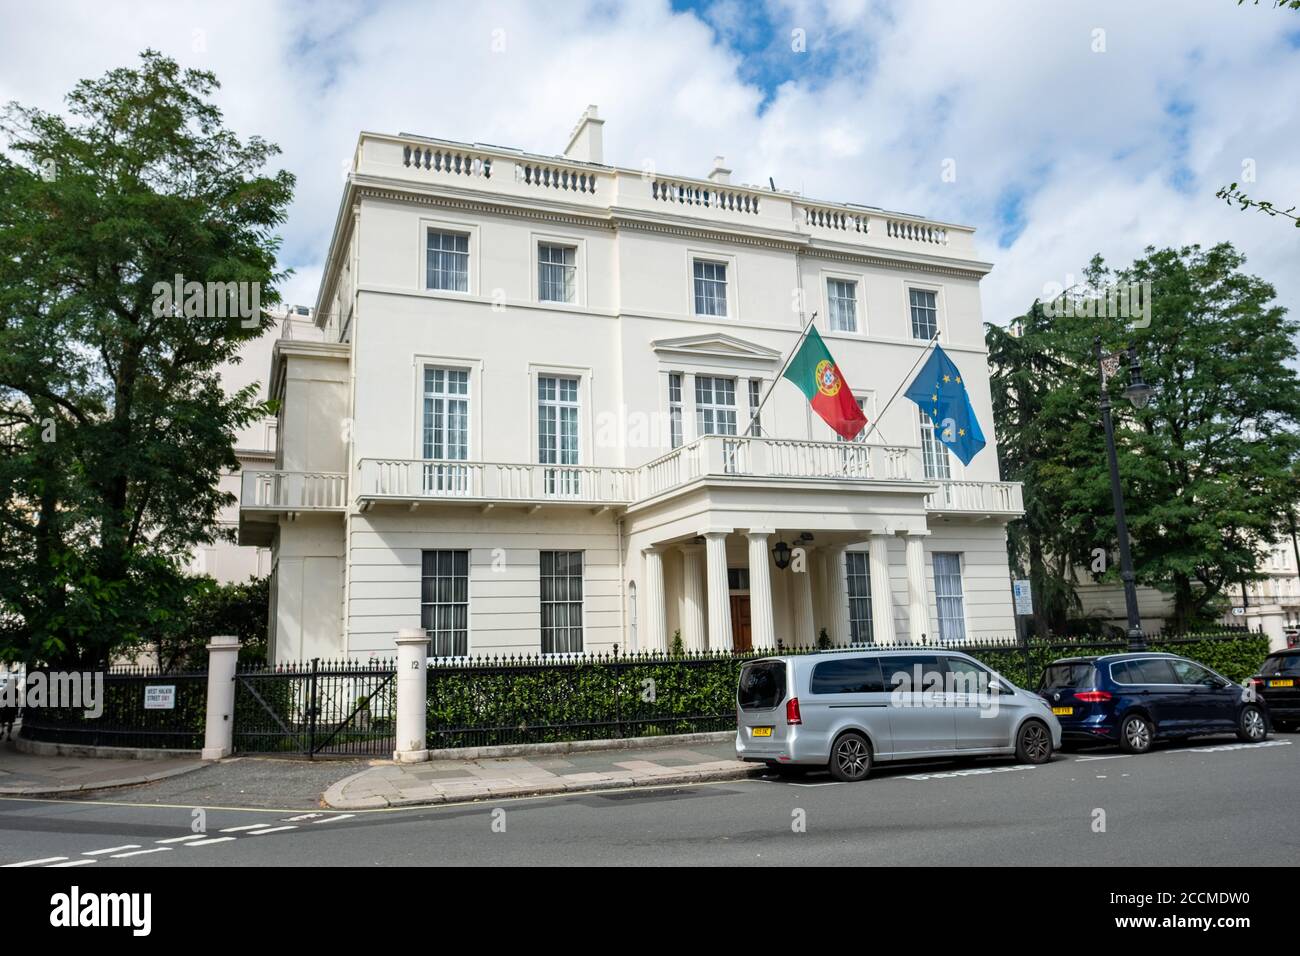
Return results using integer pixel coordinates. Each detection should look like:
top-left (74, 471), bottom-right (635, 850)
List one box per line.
top-left (1038, 652), bottom-right (1267, 754)
top-left (735, 649), bottom-right (1061, 782)
top-left (1249, 649), bottom-right (1300, 731)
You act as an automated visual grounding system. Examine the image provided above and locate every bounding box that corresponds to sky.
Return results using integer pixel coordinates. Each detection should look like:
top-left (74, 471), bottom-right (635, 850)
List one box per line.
top-left (1, 0), bottom-right (1297, 329)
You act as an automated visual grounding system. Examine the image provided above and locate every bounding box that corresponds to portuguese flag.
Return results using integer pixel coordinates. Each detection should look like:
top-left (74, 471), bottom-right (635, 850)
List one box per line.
top-left (782, 326), bottom-right (868, 441)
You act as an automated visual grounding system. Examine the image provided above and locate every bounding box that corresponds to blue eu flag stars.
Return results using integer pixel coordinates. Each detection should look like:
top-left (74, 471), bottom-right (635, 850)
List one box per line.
top-left (903, 345), bottom-right (986, 466)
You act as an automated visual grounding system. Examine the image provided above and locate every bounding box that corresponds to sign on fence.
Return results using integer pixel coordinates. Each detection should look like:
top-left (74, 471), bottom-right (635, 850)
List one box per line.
top-left (144, 685), bottom-right (176, 710)
top-left (1012, 580), bottom-right (1034, 616)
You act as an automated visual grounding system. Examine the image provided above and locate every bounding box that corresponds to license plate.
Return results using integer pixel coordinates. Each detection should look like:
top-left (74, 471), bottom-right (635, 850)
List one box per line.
top-left (1052, 706), bottom-right (1073, 716)
top-left (751, 726), bottom-right (773, 737)
top-left (1268, 679), bottom-right (1295, 688)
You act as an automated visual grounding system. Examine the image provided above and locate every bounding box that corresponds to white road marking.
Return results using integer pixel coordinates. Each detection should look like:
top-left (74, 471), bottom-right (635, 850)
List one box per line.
top-left (2, 857), bottom-right (67, 868)
top-left (1075, 754), bottom-right (1132, 762)
top-left (49, 859), bottom-right (96, 868)
top-left (111, 847), bottom-right (172, 859)
top-left (311, 814), bottom-right (354, 824)
top-left (220, 824), bottom-right (272, 832)
top-left (245, 826), bottom-right (297, 836)
top-left (286, 813), bottom-right (324, 822)
top-left (157, 834), bottom-right (207, 844)
top-left (906, 764), bottom-right (1037, 782)
top-left (83, 845), bottom-right (140, 856)
top-left (184, 837), bottom-right (236, 847)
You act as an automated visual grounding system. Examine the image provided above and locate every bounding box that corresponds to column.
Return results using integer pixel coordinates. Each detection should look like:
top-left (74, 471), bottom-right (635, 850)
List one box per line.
top-left (201, 634), bottom-right (239, 761)
top-left (704, 531), bottom-right (733, 651)
top-left (746, 530), bottom-right (776, 651)
top-left (812, 548), bottom-right (829, 635)
top-left (393, 628), bottom-right (430, 763)
top-left (790, 558), bottom-right (816, 648)
top-left (643, 547), bottom-right (667, 652)
top-left (824, 545), bottom-right (851, 646)
top-left (868, 532), bottom-right (895, 644)
top-left (905, 532), bottom-right (929, 643)
top-left (680, 544), bottom-right (707, 651)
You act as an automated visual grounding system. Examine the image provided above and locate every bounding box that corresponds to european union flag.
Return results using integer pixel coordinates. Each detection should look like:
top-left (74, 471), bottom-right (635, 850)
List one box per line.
top-left (903, 345), bottom-right (986, 465)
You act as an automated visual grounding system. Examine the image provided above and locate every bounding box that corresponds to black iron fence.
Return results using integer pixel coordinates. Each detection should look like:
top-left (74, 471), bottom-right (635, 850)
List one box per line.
top-left (16, 666), bottom-right (207, 750)
top-left (425, 629), bottom-right (1270, 749)
top-left (233, 658), bottom-right (396, 757)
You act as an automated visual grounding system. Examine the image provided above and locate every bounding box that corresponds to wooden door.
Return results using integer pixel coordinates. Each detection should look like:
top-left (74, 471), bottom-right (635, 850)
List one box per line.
top-left (730, 595), bottom-right (752, 651)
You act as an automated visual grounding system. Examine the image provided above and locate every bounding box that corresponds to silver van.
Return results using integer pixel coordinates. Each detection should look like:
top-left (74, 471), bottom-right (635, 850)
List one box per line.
top-left (735, 649), bottom-right (1062, 781)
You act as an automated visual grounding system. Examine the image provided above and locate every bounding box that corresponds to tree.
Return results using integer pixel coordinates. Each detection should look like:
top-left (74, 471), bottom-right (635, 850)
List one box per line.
top-left (0, 51), bottom-right (292, 667)
top-left (988, 244), bottom-right (1300, 631)
top-left (152, 576), bottom-right (270, 672)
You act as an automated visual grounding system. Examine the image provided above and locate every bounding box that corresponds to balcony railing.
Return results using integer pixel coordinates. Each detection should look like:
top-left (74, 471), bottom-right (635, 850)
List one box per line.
top-left (350, 439), bottom-right (1023, 517)
top-left (241, 470), bottom-right (348, 511)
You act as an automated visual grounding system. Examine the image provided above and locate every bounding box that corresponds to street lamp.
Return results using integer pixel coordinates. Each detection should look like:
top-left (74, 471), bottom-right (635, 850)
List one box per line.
top-left (1095, 337), bottom-right (1153, 650)
top-left (772, 540), bottom-right (793, 571)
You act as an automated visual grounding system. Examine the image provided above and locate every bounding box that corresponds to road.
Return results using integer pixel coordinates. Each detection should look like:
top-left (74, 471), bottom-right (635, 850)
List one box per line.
top-left (1, 735), bottom-right (1296, 867)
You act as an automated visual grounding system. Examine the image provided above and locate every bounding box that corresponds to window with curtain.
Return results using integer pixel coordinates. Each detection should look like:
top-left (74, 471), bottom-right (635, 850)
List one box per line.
top-left (919, 407), bottom-right (952, 480)
top-left (426, 231), bottom-right (469, 292)
top-left (828, 278), bottom-right (858, 332)
top-left (423, 368), bottom-right (470, 493)
top-left (422, 550), bottom-right (469, 657)
top-left (909, 288), bottom-right (938, 339)
top-left (846, 551), bottom-right (874, 643)
top-left (538, 375), bottom-right (580, 495)
top-left (538, 243), bottom-right (576, 303)
top-left (541, 551), bottom-right (584, 654)
top-left (693, 260), bottom-right (728, 316)
top-left (932, 552), bottom-right (966, 641)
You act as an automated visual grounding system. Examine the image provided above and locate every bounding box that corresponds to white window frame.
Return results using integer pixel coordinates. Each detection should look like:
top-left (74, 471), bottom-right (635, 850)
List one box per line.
top-left (532, 233), bottom-right (586, 306)
top-left (688, 250), bottom-right (738, 319)
top-left (537, 372), bottom-right (582, 497)
top-left (417, 218), bottom-right (479, 297)
top-left (420, 366), bottom-right (472, 495)
top-left (905, 282), bottom-right (945, 341)
top-left (412, 354), bottom-right (483, 465)
top-left (932, 551), bottom-right (968, 643)
top-left (918, 407), bottom-right (956, 481)
top-left (826, 276), bottom-right (860, 333)
top-left (540, 550), bottom-right (585, 656)
top-left (845, 550), bottom-right (874, 644)
top-left (421, 549), bottom-right (471, 658)
top-left (668, 372), bottom-right (684, 449)
top-left (695, 374), bottom-right (739, 437)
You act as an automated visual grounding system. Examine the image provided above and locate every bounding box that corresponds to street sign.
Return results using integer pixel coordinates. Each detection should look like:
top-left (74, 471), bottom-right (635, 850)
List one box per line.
top-left (144, 685), bottom-right (176, 710)
top-left (1012, 579), bottom-right (1034, 615)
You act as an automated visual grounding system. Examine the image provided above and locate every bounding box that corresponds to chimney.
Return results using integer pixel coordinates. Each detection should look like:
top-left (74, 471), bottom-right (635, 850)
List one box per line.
top-left (707, 155), bottom-right (731, 184)
top-left (563, 105), bottom-right (604, 164)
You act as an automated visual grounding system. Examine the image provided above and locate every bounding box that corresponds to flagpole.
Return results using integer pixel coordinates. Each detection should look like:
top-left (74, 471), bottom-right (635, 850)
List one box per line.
top-left (742, 310), bottom-right (819, 438)
top-left (854, 330), bottom-right (941, 447)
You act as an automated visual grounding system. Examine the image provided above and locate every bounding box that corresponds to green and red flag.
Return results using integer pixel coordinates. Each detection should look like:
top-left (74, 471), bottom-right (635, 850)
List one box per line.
top-left (782, 326), bottom-right (868, 440)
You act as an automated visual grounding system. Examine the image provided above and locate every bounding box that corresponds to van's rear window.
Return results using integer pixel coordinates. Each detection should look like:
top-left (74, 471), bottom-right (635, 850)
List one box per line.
top-left (1039, 663), bottom-right (1097, 690)
top-left (738, 661), bottom-right (786, 710)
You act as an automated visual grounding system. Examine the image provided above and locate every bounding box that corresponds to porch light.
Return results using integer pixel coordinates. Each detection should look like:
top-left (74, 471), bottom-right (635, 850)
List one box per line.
top-left (773, 540), bottom-right (793, 570)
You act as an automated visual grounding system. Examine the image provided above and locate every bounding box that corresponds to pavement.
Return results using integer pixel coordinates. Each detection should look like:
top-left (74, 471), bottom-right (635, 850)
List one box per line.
top-left (1, 732), bottom-right (1295, 867)
top-left (0, 737), bottom-right (205, 796)
top-left (323, 738), bottom-right (757, 808)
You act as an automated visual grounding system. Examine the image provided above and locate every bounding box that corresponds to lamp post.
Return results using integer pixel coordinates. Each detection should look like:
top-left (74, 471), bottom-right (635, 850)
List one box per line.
top-left (1095, 337), bottom-right (1153, 650)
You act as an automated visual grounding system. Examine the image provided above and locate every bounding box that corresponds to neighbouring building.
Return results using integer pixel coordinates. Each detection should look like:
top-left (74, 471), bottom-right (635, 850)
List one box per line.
top-left (238, 107), bottom-right (1025, 663)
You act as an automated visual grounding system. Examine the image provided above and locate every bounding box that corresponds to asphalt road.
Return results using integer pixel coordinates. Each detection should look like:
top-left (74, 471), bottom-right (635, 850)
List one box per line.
top-left (1, 734), bottom-right (1296, 867)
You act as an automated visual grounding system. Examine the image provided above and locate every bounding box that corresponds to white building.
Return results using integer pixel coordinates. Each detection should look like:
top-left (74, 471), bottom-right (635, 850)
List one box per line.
top-left (239, 107), bottom-right (1025, 663)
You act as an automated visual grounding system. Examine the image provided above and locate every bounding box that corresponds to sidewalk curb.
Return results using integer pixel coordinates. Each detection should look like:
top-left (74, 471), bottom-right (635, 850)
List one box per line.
top-left (322, 762), bottom-right (763, 810)
top-left (0, 761), bottom-right (207, 798)
top-left (421, 730), bottom-right (735, 762)
top-left (13, 734), bottom-right (200, 761)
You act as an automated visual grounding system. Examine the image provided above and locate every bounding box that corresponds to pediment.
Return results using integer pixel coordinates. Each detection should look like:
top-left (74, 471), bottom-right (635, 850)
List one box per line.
top-left (651, 333), bottom-right (782, 362)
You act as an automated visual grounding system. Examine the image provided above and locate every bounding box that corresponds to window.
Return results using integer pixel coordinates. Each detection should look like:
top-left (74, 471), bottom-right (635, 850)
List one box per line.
top-left (932, 552), bottom-right (966, 641)
top-left (541, 551), bottom-right (584, 654)
top-left (422, 368), bottom-right (470, 493)
top-left (1171, 659), bottom-right (1217, 686)
top-left (882, 654), bottom-right (944, 693)
top-left (846, 552), bottom-right (874, 643)
top-left (919, 408), bottom-right (953, 480)
top-left (695, 376), bottom-right (737, 435)
top-left (810, 657), bottom-right (885, 694)
top-left (538, 375), bottom-right (580, 495)
top-left (427, 231), bottom-right (469, 292)
top-left (828, 278), bottom-right (858, 332)
top-left (693, 259), bottom-right (728, 316)
top-left (668, 373), bottom-right (683, 449)
top-left (944, 656), bottom-right (992, 695)
top-left (909, 288), bottom-right (938, 340)
top-left (538, 243), bottom-right (576, 303)
top-left (727, 568), bottom-right (750, 591)
top-left (838, 397), bottom-right (870, 473)
top-left (739, 660), bottom-right (786, 711)
top-left (747, 378), bottom-right (762, 437)
top-left (422, 550), bottom-right (469, 657)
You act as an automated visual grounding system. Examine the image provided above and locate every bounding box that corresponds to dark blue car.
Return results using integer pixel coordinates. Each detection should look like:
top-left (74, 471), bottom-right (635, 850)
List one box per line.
top-left (1037, 652), bottom-right (1268, 753)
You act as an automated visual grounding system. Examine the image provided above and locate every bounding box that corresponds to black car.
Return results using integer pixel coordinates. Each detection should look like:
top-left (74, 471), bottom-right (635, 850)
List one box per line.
top-left (1249, 649), bottom-right (1300, 731)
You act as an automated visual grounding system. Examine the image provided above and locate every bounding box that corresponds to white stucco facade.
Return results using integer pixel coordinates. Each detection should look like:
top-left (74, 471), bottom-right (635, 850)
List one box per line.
top-left (240, 109), bottom-right (1025, 663)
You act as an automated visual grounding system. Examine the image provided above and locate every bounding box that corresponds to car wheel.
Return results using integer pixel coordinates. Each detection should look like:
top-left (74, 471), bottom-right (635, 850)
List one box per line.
top-left (1015, 720), bottom-right (1053, 764)
top-left (1118, 714), bottom-right (1154, 754)
top-left (1237, 705), bottom-right (1268, 743)
top-left (828, 732), bottom-right (872, 782)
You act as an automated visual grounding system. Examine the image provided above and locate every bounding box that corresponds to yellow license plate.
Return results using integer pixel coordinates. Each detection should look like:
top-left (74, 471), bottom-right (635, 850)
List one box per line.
top-left (1052, 706), bottom-right (1073, 716)
top-left (1268, 679), bottom-right (1294, 687)
top-left (751, 726), bottom-right (773, 737)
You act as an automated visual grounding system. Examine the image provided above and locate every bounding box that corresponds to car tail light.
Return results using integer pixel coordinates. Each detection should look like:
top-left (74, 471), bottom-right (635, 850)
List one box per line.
top-left (1247, 677), bottom-right (1264, 687)
top-left (1074, 690), bottom-right (1113, 702)
top-left (786, 697), bottom-right (802, 725)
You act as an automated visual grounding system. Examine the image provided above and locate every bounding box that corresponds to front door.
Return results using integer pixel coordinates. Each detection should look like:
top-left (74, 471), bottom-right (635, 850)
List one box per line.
top-left (730, 595), bottom-right (752, 651)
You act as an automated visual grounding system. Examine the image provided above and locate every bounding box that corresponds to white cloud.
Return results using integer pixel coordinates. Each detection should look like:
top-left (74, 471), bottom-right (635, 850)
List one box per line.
top-left (1, 0), bottom-right (1297, 329)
